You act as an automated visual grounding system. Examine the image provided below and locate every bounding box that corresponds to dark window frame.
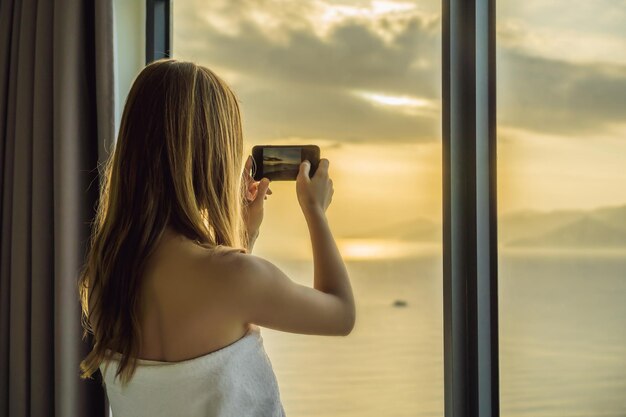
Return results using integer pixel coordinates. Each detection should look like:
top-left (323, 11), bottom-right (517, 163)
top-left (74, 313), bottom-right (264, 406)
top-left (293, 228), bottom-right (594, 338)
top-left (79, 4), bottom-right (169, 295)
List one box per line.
top-left (442, 0), bottom-right (499, 416)
top-left (147, 0), bottom-right (500, 416)
top-left (146, 0), bottom-right (171, 64)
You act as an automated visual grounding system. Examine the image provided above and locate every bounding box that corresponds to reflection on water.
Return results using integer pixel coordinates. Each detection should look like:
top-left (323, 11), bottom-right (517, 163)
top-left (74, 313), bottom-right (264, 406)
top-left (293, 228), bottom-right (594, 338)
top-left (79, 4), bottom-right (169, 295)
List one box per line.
top-left (259, 253), bottom-right (626, 417)
top-left (262, 256), bottom-right (444, 417)
top-left (499, 254), bottom-right (626, 417)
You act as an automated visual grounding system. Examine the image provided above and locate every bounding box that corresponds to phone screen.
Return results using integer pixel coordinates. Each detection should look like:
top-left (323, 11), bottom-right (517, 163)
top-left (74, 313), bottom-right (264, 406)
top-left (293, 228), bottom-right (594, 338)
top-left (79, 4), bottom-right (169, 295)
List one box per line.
top-left (263, 147), bottom-right (303, 180)
top-left (252, 145), bottom-right (319, 181)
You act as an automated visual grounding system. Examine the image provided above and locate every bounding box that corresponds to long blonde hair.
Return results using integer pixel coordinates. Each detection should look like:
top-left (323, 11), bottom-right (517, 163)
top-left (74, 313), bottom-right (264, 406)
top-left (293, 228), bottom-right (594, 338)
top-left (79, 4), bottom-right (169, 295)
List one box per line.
top-left (78, 59), bottom-right (249, 385)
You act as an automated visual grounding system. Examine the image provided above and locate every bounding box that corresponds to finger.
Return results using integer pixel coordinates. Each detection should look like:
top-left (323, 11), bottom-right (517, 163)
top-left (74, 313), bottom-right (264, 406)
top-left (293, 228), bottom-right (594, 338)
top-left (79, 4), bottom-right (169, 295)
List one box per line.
top-left (298, 160), bottom-right (311, 181)
top-left (252, 178), bottom-right (271, 208)
top-left (311, 159), bottom-right (329, 179)
top-left (243, 157), bottom-right (254, 182)
top-left (248, 180), bottom-right (258, 193)
top-left (243, 157), bottom-right (254, 198)
top-left (246, 181), bottom-right (258, 201)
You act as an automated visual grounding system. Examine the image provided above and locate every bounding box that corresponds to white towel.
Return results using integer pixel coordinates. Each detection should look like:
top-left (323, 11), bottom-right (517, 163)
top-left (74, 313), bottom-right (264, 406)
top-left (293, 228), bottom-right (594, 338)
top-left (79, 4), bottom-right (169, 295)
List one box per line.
top-left (100, 325), bottom-right (286, 417)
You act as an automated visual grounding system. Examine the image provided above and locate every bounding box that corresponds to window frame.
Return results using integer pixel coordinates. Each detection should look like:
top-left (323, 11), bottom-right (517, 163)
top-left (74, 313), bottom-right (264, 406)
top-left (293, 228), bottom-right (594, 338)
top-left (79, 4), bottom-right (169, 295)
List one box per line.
top-left (145, 0), bottom-right (171, 64)
top-left (149, 0), bottom-right (501, 416)
top-left (442, 0), bottom-right (500, 416)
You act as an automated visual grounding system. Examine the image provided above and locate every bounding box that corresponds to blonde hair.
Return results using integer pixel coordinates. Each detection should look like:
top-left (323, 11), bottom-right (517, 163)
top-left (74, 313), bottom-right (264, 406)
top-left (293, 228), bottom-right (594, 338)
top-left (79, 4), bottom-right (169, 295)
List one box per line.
top-left (78, 59), bottom-right (249, 386)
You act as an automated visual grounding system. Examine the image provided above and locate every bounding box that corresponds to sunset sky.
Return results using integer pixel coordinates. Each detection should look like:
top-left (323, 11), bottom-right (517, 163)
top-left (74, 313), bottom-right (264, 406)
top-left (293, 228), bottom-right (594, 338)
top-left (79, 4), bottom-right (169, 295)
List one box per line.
top-left (171, 0), bottom-right (626, 258)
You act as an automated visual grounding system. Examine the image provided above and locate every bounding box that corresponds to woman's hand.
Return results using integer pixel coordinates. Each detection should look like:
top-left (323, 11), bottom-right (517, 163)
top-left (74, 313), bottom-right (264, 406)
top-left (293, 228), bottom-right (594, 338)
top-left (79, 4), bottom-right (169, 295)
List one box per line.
top-left (242, 155), bottom-right (272, 250)
top-left (296, 158), bottom-right (334, 220)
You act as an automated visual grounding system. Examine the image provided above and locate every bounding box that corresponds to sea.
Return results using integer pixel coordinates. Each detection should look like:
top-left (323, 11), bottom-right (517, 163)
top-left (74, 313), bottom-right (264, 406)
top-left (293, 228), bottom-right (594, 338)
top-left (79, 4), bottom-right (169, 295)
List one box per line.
top-left (259, 252), bottom-right (626, 417)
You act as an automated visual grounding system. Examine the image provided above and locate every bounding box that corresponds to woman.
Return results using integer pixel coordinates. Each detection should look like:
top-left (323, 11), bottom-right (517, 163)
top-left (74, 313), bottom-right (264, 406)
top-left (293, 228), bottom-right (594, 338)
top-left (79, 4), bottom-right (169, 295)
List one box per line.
top-left (78, 59), bottom-right (355, 416)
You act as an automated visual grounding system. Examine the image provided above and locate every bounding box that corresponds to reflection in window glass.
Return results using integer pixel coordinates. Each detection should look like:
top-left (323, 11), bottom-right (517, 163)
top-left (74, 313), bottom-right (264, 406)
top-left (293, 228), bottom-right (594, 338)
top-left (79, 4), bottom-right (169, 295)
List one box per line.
top-left (174, 1), bottom-right (443, 416)
top-left (497, 1), bottom-right (626, 416)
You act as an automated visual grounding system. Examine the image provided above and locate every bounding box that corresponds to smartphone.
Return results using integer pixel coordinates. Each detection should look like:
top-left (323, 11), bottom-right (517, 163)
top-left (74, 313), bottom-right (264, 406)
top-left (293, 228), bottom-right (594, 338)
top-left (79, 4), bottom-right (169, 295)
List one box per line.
top-left (251, 145), bottom-right (320, 181)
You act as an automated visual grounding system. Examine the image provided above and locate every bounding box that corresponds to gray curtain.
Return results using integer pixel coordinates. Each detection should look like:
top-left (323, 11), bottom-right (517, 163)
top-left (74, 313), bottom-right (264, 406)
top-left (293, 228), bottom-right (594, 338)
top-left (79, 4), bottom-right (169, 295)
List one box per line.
top-left (0, 0), bottom-right (115, 416)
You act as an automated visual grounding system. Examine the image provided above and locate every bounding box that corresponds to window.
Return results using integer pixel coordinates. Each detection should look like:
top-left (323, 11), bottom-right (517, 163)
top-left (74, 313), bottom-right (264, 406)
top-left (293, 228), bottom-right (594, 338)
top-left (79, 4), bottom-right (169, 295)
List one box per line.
top-left (172, 1), bottom-right (444, 416)
top-left (151, 0), bottom-right (626, 415)
top-left (497, 1), bottom-right (626, 415)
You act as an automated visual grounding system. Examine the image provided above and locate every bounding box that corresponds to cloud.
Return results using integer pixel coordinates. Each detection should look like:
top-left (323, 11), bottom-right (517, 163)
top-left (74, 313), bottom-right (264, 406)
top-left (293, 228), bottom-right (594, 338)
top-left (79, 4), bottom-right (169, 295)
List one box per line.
top-left (176, 9), bottom-right (441, 96)
top-left (497, 20), bottom-right (626, 66)
top-left (237, 82), bottom-right (439, 143)
top-left (498, 50), bottom-right (626, 136)
top-left (173, 0), bottom-right (626, 141)
top-left (174, 3), bottom-right (442, 143)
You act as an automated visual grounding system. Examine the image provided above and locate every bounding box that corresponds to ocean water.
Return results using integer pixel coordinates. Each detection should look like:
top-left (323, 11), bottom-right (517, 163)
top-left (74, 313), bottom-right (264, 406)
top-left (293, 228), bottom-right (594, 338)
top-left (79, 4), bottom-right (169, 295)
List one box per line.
top-left (499, 252), bottom-right (626, 417)
top-left (259, 253), bottom-right (626, 417)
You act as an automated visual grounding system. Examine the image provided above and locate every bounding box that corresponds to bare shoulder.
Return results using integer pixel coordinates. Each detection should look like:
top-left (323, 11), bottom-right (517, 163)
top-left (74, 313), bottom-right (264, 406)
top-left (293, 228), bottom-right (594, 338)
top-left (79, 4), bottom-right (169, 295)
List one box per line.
top-left (184, 249), bottom-right (285, 326)
top-left (206, 250), bottom-right (355, 336)
top-left (204, 249), bottom-right (285, 290)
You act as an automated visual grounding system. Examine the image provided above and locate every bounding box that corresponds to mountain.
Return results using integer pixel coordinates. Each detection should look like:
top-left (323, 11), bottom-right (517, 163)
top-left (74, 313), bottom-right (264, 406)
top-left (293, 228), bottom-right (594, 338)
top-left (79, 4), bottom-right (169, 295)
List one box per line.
top-left (499, 204), bottom-right (626, 246)
top-left (339, 204), bottom-right (626, 248)
top-left (499, 209), bottom-right (584, 243)
top-left (589, 205), bottom-right (626, 231)
top-left (507, 216), bottom-right (626, 248)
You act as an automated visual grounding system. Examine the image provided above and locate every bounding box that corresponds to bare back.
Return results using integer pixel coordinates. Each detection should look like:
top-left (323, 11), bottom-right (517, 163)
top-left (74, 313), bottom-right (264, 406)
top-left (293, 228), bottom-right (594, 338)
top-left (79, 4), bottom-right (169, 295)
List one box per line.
top-left (134, 207), bottom-right (355, 362)
top-left (136, 227), bottom-right (250, 362)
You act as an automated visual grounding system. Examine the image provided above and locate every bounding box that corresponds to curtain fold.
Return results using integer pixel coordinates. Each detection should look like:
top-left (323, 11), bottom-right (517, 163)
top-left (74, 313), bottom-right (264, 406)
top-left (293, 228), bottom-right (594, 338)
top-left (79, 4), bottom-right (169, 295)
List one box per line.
top-left (0, 0), bottom-right (115, 416)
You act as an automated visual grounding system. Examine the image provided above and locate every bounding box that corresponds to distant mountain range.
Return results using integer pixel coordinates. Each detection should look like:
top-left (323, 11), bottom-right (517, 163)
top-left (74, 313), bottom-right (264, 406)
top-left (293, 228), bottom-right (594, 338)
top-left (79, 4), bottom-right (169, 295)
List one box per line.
top-left (502, 205), bottom-right (626, 248)
top-left (344, 204), bottom-right (626, 248)
top-left (507, 216), bottom-right (626, 247)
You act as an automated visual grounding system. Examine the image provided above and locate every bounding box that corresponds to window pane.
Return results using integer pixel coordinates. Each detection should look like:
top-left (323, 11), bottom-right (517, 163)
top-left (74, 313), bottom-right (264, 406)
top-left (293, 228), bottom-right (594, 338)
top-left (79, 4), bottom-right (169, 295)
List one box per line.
top-left (173, 1), bottom-right (443, 416)
top-left (497, 2), bottom-right (626, 416)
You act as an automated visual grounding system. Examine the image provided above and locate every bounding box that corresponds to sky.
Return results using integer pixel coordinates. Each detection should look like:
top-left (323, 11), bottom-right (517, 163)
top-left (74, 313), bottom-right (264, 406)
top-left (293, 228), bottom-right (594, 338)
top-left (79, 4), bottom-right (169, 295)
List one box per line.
top-left (171, 0), bottom-right (626, 258)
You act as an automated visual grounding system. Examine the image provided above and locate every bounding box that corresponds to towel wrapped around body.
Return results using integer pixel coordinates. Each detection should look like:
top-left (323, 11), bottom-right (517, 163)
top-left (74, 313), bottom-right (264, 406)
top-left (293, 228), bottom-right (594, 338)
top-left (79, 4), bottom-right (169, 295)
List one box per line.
top-left (100, 325), bottom-right (286, 417)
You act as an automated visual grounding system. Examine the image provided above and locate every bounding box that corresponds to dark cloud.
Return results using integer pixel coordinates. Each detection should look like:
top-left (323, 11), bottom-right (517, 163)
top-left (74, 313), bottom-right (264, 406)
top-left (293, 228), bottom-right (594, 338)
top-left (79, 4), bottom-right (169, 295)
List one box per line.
top-left (236, 82), bottom-right (439, 143)
top-left (178, 14), bottom-right (441, 97)
top-left (175, 11), bottom-right (441, 142)
top-left (174, 6), bottom-right (626, 142)
top-left (498, 50), bottom-right (626, 136)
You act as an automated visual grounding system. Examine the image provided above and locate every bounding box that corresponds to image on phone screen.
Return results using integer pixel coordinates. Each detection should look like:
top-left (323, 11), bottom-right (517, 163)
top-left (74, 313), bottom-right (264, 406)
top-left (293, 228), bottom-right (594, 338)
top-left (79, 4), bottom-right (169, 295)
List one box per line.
top-left (252, 144), bottom-right (319, 181)
top-left (262, 147), bottom-right (301, 180)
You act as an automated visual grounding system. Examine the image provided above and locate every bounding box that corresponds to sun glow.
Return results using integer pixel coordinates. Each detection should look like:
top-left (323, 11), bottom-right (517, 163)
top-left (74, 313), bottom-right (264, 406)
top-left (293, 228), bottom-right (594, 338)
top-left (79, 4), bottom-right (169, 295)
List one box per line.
top-left (320, 1), bottom-right (417, 22)
top-left (353, 91), bottom-right (438, 116)
top-left (338, 239), bottom-right (439, 260)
